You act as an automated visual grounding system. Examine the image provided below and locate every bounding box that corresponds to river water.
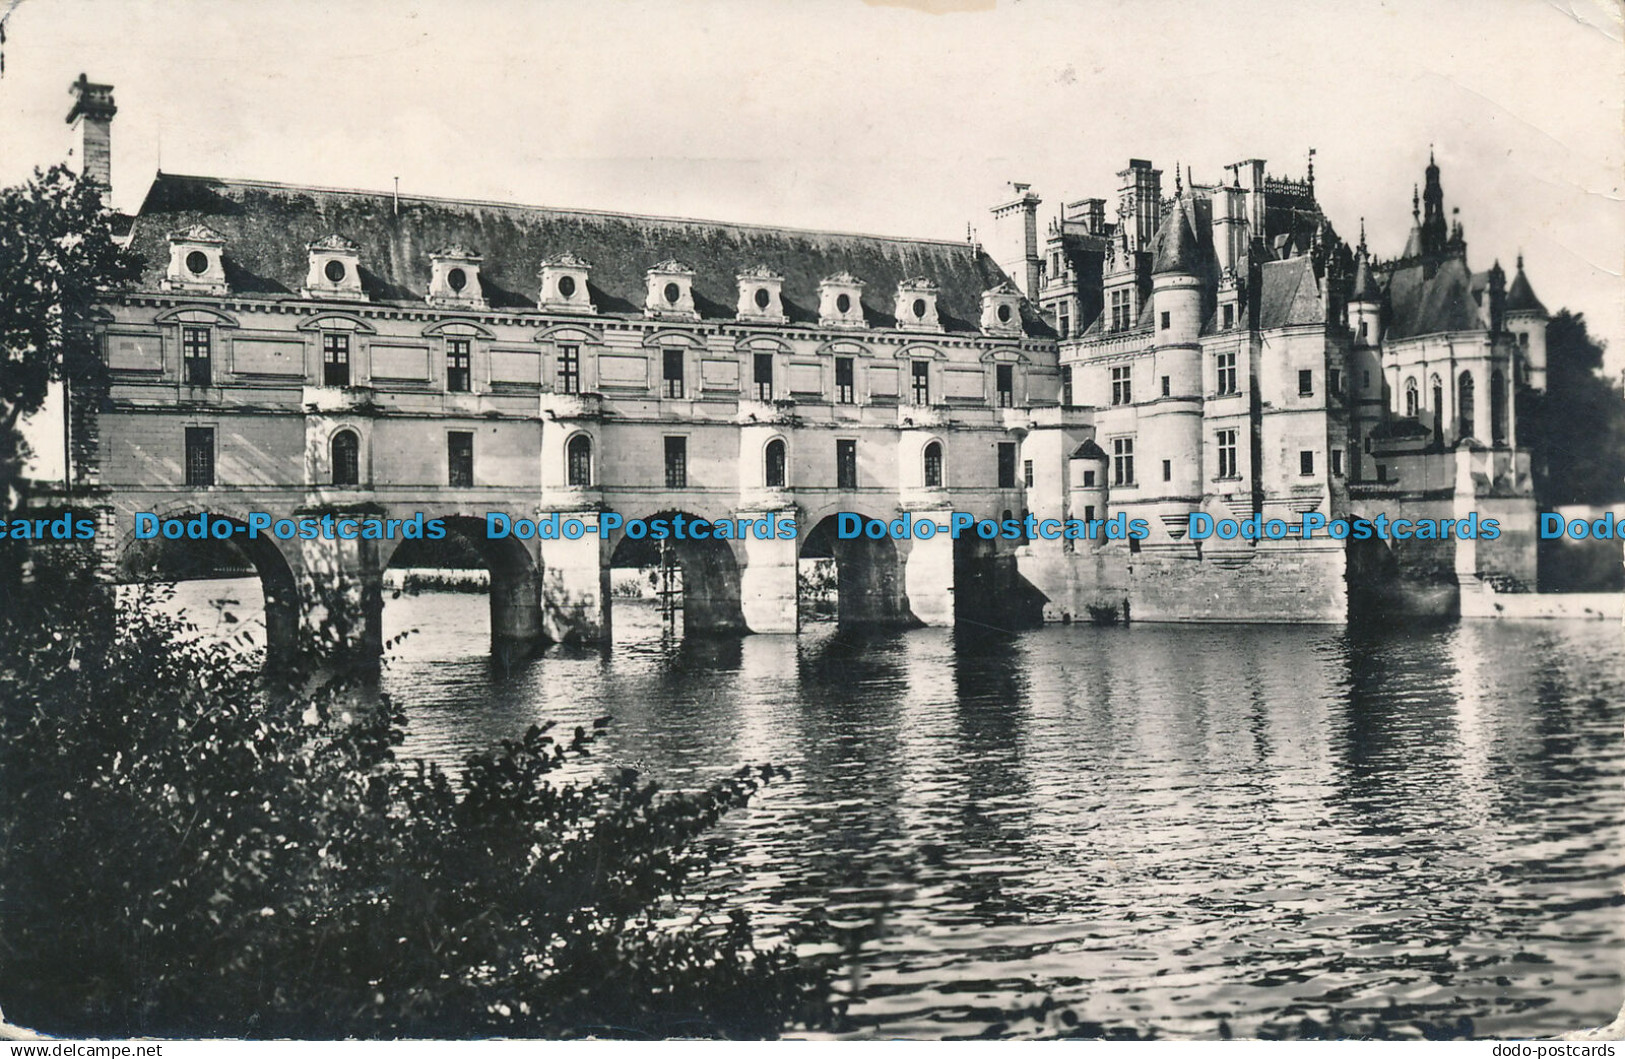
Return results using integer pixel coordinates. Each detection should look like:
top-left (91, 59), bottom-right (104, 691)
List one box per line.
top-left (159, 579), bottom-right (1625, 1039)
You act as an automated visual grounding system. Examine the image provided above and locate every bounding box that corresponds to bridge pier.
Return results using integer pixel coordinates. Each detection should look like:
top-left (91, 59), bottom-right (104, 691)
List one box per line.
top-left (904, 530), bottom-right (956, 627)
top-left (292, 532), bottom-right (384, 674)
top-left (539, 511), bottom-right (609, 643)
top-left (739, 510), bottom-right (799, 634)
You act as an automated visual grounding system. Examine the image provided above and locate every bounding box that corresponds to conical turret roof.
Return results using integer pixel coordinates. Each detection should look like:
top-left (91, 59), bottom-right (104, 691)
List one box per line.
top-left (1506, 256), bottom-right (1547, 316)
top-left (1151, 202), bottom-right (1198, 276)
top-left (1350, 253), bottom-right (1381, 303)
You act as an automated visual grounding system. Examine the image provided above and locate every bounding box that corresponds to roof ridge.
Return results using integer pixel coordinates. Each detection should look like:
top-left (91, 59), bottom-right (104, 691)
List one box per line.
top-left (146, 172), bottom-right (982, 250)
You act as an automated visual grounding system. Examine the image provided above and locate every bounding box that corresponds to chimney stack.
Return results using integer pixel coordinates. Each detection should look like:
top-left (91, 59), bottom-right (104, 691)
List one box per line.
top-left (66, 73), bottom-right (117, 191)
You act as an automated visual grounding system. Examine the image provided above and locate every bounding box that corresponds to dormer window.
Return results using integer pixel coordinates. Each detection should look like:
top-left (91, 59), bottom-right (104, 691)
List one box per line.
top-left (736, 265), bottom-right (787, 324)
top-left (645, 259), bottom-right (698, 320)
top-left (979, 281), bottom-right (1023, 335)
top-left (894, 277), bottom-right (942, 332)
top-left (303, 234), bottom-right (365, 302)
top-left (538, 252), bottom-right (595, 314)
top-left (164, 225), bottom-right (228, 295)
top-left (427, 246), bottom-right (488, 309)
top-left (819, 272), bottom-right (866, 329)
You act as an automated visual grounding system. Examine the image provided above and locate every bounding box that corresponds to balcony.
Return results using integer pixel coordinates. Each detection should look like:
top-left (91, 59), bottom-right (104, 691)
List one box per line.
top-left (302, 385), bottom-right (377, 414)
top-left (735, 398), bottom-right (798, 425)
top-left (896, 404), bottom-right (949, 429)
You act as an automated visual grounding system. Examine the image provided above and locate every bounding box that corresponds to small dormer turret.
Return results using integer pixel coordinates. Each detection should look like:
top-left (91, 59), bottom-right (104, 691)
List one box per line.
top-left (303, 234), bottom-right (365, 301)
top-left (538, 252), bottom-right (595, 314)
top-left (428, 246), bottom-right (487, 309)
top-left (164, 225), bottom-right (228, 295)
top-left (645, 259), bottom-right (698, 321)
top-left (818, 272), bottom-right (866, 329)
top-left (980, 280), bottom-right (1023, 336)
top-left (894, 277), bottom-right (943, 332)
top-left (736, 264), bottom-right (787, 324)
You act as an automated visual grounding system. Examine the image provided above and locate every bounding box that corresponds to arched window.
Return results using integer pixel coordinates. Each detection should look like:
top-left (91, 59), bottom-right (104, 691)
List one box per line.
top-left (566, 434), bottom-right (592, 487)
top-left (764, 438), bottom-right (786, 488)
top-left (923, 441), bottom-right (943, 488)
top-left (1490, 371), bottom-right (1507, 444)
top-left (331, 429), bottom-right (360, 486)
top-left (1404, 377), bottom-right (1419, 419)
top-left (1458, 371), bottom-right (1476, 439)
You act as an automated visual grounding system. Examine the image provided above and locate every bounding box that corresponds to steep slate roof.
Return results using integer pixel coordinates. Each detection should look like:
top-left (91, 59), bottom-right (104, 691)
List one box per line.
top-left (1506, 262), bottom-right (1547, 316)
top-left (1350, 254), bottom-right (1380, 302)
top-left (1257, 257), bottom-right (1324, 328)
top-left (1381, 255), bottom-right (1482, 339)
top-left (126, 173), bottom-right (1050, 337)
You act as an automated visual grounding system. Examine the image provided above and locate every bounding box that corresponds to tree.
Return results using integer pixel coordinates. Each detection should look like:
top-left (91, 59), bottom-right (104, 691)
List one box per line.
top-left (1520, 310), bottom-right (1625, 507)
top-left (0, 165), bottom-right (141, 509)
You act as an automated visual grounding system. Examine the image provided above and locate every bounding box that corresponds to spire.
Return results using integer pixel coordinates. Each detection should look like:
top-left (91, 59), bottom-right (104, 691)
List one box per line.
top-left (1351, 222), bottom-right (1380, 303)
top-left (1420, 148), bottom-right (1447, 256)
top-left (1412, 184), bottom-right (1420, 223)
top-left (1307, 147), bottom-right (1316, 194)
top-left (1174, 161), bottom-right (1182, 196)
top-left (1358, 217), bottom-right (1367, 255)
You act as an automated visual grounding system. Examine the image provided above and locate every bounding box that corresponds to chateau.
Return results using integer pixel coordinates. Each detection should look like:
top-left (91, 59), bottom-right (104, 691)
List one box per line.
top-left (40, 77), bottom-right (1548, 660)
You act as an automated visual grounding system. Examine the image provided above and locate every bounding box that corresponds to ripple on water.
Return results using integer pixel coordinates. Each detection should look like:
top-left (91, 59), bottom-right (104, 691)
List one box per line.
top-left (151, 582), bottom-right (1625, 1039)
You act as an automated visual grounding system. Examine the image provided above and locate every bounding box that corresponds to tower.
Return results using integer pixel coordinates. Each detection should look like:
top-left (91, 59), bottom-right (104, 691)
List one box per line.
top-left (66, 74), bottom-right (117, 191)
top-left (1140, 195), bottom-right (1204, 530)
top-left (1420, 148), bottom-right (1448, 260)
top-left (1505, 254), bottom-right (1550, 390)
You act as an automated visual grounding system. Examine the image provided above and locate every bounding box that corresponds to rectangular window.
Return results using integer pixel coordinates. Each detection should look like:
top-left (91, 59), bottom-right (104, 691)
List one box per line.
top-left (835, 357), bottom-right (855, 404)
top-left (1059, 310), bottom-right (1070, 339)
top-left (911, 360), bottom-right (930, 406)
top-left (1217, 428), bottom-right (1237, 478)
top-left (1160, 375), bottom-right (1170, 397)
top-left (1082, 469), bottom-right (1096, 488)
top-left (836, 439), bottom-right (858, 490)
top-left (447, 431), bottom-right (474, 487)
top-left (1222, 304), bottom-right (1234, 329)
top-left (446, 338), bottom-right (471, 393)
top-left (664, 436), bottom-right (688, 488)
top-left (1084, 505), bottom-right (1096, 523)
top-left (1110, 366), bottom-right (1132, 406)
top-left (753, 353), bottom-right (774, 401)
top-left (664, 347), bottom-right (686, 399)
top-left (1300, 450), bottom-right (1315, 476)
top-left (998, 442), bottom-right (1017, 488)
top-left (181, 326), bottom-right (212, 386)
top-left (996, 363), bottom-right (1014, 408)
top-left (1216, 352), bottom-right (1238, 395)
top-left (322, 332), bottom-right (350, 387)
top-left (1160, 311), bottom-right (1170, 330)
top-left (1376, 463), bottom-right (1387, 483)
top-left (184, 427), bottom-right (214, 487)
top-left (1161, 459), bottom-right (1171, 482)
top-left (1023, 459), bottom-right (1034, 488)
top-left (1329, 368), bottom-right (1342, 395)
top-left (1112, 437), bottom-right (1134, 486)
top-left (1060, 365), bottom-right (1073, 408)
top-left (1362, 369), bottom-right (1371, 389)
top-left (1110, 289), bottom-right (1130, 332)
top-left (1331, 449), bottom-right (1344, 476)
top-left (557, 344), bottom-right (581, 395)
top-left (1298, 369), bottom-right (1313, 396)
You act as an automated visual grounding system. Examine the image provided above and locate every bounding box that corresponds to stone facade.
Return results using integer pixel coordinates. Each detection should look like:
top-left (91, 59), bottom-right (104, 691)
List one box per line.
top-left (48, 82), bottom-right (1556, 660)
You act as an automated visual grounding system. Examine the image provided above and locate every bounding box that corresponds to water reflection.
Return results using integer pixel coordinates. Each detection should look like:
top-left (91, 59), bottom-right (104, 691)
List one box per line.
top-left (152, 581), bottom-right (1625, 1039)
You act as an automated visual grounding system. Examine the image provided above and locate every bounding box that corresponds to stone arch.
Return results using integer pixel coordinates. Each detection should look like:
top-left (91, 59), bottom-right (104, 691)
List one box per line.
top-left (606, 509), bottom-right (746, 635)
top-left (798, 511), bottom-right (909, 627)
top-left (1458, 371), bottom-right (1476, 440)
top-left (112, 505), bottom-right (300, 668)
top-left (382, 513), bottom-right (542, 662)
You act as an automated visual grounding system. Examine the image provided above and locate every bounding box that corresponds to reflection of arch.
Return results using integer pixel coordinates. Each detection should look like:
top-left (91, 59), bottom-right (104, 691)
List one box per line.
top-left (923, 440), bottom-right (944, 487)
top-left (799, 514), bottom-right (907, 627)
top-left (566, 432), bottom-right (593, 487)
top-left (764, 437), bottom-right (787, 488)
top-left (114, 509), bottom-right (299, 667)
top-left (331, 429), bottom-right (360, 486)
top-left (385, 514), bottom-right (541, 660)
top-left (607, 511), bottom-right (745, 634)
top-left (1458, 371), bottom-right (1475, 439)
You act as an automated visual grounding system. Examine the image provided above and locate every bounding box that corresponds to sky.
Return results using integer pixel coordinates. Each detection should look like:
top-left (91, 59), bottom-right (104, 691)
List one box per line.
top-left (2, 0), bottom-right (1622, 373)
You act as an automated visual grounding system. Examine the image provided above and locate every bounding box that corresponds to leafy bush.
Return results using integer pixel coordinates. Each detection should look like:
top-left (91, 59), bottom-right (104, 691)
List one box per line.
top-left (0, 576), bottom-right (834, 1039)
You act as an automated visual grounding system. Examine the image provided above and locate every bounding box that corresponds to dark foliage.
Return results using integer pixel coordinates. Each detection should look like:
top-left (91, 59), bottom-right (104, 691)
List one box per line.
top-left (0, 575), bottom-right (834, 1039)
top-left (1520, 310), bottom-right (1625, 507)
